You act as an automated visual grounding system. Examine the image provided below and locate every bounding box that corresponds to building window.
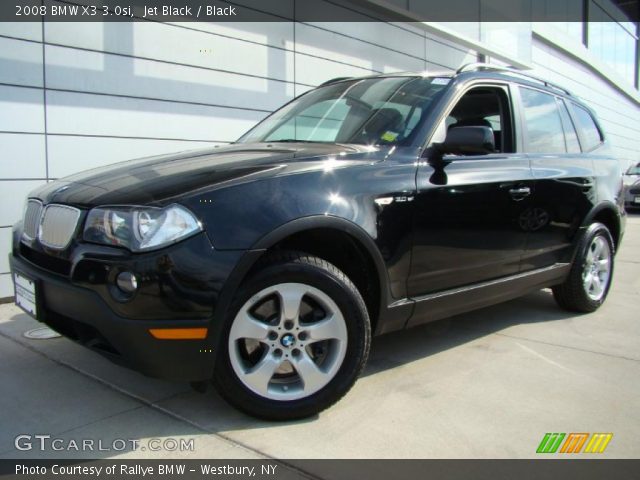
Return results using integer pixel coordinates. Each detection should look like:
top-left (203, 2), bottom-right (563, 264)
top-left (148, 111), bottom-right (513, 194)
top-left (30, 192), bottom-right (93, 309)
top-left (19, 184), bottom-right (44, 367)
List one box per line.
top-left (532, 0), bottom-right (584, 42)
top-left (587, 1), bottom-right (638, 86)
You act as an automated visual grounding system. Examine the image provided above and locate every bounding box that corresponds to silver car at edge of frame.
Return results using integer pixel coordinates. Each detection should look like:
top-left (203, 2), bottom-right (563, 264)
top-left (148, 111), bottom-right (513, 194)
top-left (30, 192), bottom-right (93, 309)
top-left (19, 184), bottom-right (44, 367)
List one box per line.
top-left (624, 163), bottom-right (640, 210)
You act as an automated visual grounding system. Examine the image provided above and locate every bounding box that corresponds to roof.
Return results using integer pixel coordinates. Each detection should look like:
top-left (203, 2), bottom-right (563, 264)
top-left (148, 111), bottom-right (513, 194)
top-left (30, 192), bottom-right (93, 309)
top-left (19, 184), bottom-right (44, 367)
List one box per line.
top-left (321, 63), bottom-right (575, 98)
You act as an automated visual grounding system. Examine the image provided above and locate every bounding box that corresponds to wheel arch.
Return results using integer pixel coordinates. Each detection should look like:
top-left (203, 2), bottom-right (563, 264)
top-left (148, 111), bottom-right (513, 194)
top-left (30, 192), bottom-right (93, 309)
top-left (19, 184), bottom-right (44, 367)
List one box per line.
top-left (211, 216), bottom-right (391, 342)
top-left (581, 201), bottom-right (622, 252)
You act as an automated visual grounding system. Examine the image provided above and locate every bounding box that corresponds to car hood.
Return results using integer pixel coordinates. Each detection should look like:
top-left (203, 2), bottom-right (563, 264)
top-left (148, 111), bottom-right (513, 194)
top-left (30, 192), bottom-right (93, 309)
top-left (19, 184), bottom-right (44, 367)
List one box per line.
top-left (623, 174), bottom-right (640, 187)
top-left (31, 143), bottom-right (381, 206)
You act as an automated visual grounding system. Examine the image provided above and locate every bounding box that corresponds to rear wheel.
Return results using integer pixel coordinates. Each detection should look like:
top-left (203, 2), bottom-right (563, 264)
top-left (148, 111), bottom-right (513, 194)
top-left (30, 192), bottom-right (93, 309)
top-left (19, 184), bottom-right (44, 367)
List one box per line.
top-left (553, 223), bottom-right (614, 313)
top-left (213, 251), bottom-right (370, 420)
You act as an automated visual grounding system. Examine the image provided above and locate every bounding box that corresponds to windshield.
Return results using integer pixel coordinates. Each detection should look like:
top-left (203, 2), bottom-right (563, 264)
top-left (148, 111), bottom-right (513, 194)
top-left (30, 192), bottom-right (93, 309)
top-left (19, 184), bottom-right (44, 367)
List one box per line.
top-left (238, 76), bottom-right (449, 146)
top-left (627, 164), bottom-right (640, 175)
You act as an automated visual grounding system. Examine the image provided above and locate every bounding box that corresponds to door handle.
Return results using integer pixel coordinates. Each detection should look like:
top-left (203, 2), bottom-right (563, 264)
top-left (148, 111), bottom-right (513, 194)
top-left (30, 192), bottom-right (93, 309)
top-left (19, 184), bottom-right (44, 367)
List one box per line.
top-left (509, 186), bottom-right (531, 199)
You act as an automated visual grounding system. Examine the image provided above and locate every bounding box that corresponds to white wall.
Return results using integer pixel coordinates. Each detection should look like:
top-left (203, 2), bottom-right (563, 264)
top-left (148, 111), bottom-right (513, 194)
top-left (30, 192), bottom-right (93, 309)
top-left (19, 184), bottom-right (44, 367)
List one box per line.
top-left (0, 15), bottom-right (475, 298)
top-left (528, 38), bottom-right (640, 167)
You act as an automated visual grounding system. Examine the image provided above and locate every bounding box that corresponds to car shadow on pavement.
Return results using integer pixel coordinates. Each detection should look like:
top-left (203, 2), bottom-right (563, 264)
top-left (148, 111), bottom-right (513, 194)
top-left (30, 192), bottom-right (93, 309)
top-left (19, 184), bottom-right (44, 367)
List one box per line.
top-left (0, 287), bottom-right (582, 457)
top-left (364, 288), bottom-right (575, 377)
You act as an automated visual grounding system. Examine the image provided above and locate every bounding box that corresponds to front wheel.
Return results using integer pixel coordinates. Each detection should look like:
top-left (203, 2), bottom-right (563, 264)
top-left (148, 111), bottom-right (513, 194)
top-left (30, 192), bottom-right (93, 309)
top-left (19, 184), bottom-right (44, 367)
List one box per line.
top-left (213, 251), bottom-right (370, 420)
top-left (553, 222), bottom-right (615, 313)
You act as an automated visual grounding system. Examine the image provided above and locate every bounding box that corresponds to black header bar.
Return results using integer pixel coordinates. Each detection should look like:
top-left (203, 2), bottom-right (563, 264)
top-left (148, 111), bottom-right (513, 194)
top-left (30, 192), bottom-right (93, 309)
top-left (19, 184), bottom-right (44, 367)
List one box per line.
top-left (1, 459), bottom-right (640, 480)
top-left (2, 0), bottom-right (639, 22)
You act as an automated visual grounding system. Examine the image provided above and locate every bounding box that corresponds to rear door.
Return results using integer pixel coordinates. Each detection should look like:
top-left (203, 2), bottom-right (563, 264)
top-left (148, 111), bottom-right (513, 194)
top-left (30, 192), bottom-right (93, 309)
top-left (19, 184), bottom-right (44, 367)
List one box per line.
top-left (518, 86), bottom-right (597, 270)
top-left (408, 82), bottom-right (533, 298)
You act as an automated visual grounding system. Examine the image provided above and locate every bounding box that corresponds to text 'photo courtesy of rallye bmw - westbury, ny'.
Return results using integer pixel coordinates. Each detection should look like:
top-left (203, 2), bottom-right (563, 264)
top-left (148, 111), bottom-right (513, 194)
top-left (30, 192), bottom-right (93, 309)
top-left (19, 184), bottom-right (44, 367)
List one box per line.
top-left (15, 463), bottom-right (277, 477)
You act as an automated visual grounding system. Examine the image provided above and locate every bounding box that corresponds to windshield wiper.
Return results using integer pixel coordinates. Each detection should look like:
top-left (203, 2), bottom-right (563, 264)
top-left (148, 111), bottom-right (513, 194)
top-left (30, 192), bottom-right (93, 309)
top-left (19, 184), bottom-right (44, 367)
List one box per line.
top-left (263, 139), bottom-right (359, 149)
top-left (265, 139), bottom-right (330, 143)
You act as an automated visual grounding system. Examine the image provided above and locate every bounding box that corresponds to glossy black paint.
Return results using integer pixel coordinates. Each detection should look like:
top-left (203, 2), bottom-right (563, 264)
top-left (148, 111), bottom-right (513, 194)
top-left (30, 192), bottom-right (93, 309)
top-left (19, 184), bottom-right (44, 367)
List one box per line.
top-left (10, 70), bottom-right (625, 381)
top-left (16, 224), bottom-right (243, 321)
top-left (10, 249), bottom-right (216, 380)
top-left (522, 155), bottom-right (597, 270)
top-left (411, 154), bottom-right (532, 296)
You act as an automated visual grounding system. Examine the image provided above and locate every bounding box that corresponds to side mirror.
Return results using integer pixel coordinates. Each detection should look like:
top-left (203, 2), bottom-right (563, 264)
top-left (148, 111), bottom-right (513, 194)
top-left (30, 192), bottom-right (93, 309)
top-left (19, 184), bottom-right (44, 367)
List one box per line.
top-left (434, 126), bottom-right (496, 157)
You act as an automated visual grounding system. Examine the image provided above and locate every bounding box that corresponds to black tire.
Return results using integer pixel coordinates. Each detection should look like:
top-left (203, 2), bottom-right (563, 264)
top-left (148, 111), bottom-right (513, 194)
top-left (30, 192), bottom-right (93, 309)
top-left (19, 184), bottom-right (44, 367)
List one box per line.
top-left (552, 222), bottom-right (615, 313)
top-left (213, 250), bottom-right (371, 420)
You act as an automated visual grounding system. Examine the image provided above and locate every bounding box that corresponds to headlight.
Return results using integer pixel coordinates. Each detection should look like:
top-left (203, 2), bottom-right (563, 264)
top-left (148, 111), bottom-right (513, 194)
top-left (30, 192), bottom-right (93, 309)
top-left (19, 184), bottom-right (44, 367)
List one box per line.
top-left (83, 204), bottom-right (202, 252)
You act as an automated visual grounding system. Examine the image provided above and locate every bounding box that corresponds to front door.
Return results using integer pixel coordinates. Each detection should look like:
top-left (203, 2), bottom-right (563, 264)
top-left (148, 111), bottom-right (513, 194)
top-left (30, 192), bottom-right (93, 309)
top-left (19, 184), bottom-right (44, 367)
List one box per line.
top-left (408, 84), bottom-right (533, 303)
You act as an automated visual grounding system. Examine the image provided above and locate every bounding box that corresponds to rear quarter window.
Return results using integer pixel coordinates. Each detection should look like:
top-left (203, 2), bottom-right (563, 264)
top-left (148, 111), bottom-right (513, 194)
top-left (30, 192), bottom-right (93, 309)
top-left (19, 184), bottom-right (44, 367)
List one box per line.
top-left (570, 103), bottom-right (603, 151)
top-left (557, 99), bottom-right (581, 153)
top-left (519, 87), bottom-right (566, 154)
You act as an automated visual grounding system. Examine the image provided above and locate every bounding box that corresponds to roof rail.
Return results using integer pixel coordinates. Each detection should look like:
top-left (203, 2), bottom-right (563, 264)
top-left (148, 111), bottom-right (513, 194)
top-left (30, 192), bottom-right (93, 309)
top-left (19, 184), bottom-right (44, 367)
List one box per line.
top-left (455, 62), bottom-right (573, 96)
top-left (319, 77), bottom-right (353, 86)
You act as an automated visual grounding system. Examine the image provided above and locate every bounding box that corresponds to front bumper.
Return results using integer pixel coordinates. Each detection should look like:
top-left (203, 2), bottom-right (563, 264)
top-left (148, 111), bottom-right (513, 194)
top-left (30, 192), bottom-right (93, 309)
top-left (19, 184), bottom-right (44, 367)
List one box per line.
top-left (10, 231), bottom-right (249, 381)
top-left (624, 188), bottom-right (640, 208)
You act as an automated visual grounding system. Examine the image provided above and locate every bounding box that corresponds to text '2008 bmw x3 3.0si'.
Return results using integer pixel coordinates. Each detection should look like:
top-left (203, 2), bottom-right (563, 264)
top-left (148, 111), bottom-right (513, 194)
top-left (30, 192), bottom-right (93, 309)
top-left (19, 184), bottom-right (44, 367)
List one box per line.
top-left (10, 64), bottom-right (625, 420)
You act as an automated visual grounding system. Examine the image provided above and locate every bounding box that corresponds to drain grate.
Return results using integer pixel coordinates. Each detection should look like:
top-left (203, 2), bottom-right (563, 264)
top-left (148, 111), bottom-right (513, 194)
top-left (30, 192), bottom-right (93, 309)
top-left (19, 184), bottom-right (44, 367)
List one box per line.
top-left (23, 327), bottom-right (62, 340)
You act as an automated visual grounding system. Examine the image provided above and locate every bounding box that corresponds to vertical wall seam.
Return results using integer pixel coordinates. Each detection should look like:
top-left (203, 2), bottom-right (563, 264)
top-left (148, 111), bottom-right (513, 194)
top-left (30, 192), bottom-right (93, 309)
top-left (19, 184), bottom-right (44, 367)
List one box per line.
top-left (41, 15), bottom-right (49, 181)
top-left (424, 29), bottom-right (427, 71)
top-left (293, 2), bottom-right (296, 94)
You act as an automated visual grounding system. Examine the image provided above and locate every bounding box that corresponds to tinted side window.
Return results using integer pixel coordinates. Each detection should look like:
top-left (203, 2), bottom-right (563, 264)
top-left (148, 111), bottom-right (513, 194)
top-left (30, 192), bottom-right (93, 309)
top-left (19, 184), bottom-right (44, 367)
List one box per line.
top-left (519, 87), bottom-right (566, 153)
top-left (444, 86), bottom-right (514, 153)
top-left (570, 103), bottom-right (603, 151)
top-left (557, 99), bottom-right (581, 153)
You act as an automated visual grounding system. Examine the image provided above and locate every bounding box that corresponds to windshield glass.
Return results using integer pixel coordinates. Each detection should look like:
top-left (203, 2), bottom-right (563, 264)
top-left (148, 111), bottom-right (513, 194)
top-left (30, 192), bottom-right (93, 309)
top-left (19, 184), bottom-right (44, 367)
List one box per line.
top-left (238, 76), bottom-right (449, 146)
top-left (627, 164), bottom-right (640, 175)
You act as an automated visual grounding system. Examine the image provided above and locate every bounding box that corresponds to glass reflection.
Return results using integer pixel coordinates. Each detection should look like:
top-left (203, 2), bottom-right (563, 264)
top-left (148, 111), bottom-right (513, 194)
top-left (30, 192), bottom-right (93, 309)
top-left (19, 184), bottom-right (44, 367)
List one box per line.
top-left (588, 2), bottom-right (637, 86)
top-left (520, 87), bottom-right (566, 154)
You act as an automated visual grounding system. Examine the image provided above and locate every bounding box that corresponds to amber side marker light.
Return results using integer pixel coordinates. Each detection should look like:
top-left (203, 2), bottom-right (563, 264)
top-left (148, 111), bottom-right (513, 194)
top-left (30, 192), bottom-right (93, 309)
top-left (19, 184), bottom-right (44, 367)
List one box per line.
top-left (149, 328), bottom-right (208, 340)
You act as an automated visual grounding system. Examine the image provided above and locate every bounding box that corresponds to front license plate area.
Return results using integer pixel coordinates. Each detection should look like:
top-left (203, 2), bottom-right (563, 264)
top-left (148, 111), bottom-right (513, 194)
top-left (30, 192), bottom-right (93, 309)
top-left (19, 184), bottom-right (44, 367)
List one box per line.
top-left (634, 197), bottom-right (640, 204)
top-left (14, 272), bottom-right (39, 319)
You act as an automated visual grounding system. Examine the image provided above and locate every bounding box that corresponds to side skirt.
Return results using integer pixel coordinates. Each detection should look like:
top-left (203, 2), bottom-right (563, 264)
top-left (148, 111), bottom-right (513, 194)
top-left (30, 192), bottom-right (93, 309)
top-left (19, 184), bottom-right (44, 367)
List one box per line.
top-left (404, 263), bottom-right (571, 329)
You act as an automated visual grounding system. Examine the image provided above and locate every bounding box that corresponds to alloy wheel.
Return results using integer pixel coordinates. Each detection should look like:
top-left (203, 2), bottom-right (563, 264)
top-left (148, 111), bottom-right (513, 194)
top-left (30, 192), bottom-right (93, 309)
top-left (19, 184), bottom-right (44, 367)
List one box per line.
top-left (228, 283), bottom-right (348, 401)
top-left (582, 235), bottom-right (612, 301)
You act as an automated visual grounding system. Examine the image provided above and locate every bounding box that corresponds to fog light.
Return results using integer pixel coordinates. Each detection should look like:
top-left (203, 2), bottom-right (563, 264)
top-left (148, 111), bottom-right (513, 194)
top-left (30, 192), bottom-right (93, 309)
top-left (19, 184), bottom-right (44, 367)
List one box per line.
top-left (116, 272), bottom-right (138, 293)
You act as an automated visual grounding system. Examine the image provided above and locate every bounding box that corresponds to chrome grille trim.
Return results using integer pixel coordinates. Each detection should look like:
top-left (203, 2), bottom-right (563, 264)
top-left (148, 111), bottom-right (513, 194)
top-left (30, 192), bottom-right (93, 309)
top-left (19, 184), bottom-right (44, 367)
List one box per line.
top-left (38, 204), bottom-right (82, 250)
top-left (22, 199), bottom-right (43, 241)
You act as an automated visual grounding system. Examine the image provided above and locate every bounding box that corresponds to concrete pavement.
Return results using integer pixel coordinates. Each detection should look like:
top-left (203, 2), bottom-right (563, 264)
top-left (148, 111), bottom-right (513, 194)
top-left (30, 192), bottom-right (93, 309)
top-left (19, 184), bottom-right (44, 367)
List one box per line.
top-left (1, 214), bottom-right (639, 460)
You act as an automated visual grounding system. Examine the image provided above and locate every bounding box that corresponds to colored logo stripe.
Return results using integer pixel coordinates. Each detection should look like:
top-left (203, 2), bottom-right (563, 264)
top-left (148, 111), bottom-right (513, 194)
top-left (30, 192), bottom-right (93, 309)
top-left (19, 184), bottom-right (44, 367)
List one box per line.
top-left (536, 433), bottom-right (613, 454)
top-left (560, 433), bottom-right (589, 453)
top-left (536, 433), bottom-right (565, 453)
top-left (584, 433), bottom-right (613, 453)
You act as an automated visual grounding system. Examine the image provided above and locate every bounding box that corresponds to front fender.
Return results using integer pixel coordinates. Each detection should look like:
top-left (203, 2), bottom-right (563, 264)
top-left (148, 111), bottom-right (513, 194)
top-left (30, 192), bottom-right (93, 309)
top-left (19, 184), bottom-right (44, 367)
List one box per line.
top-left (209, 215), bottom-right (392, 342)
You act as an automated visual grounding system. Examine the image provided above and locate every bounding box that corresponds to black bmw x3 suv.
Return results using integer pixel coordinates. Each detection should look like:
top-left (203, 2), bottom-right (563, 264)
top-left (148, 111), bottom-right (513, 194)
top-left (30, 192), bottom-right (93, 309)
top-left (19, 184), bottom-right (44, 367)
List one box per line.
top-left (10, 64), bottom-right (625, 420)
